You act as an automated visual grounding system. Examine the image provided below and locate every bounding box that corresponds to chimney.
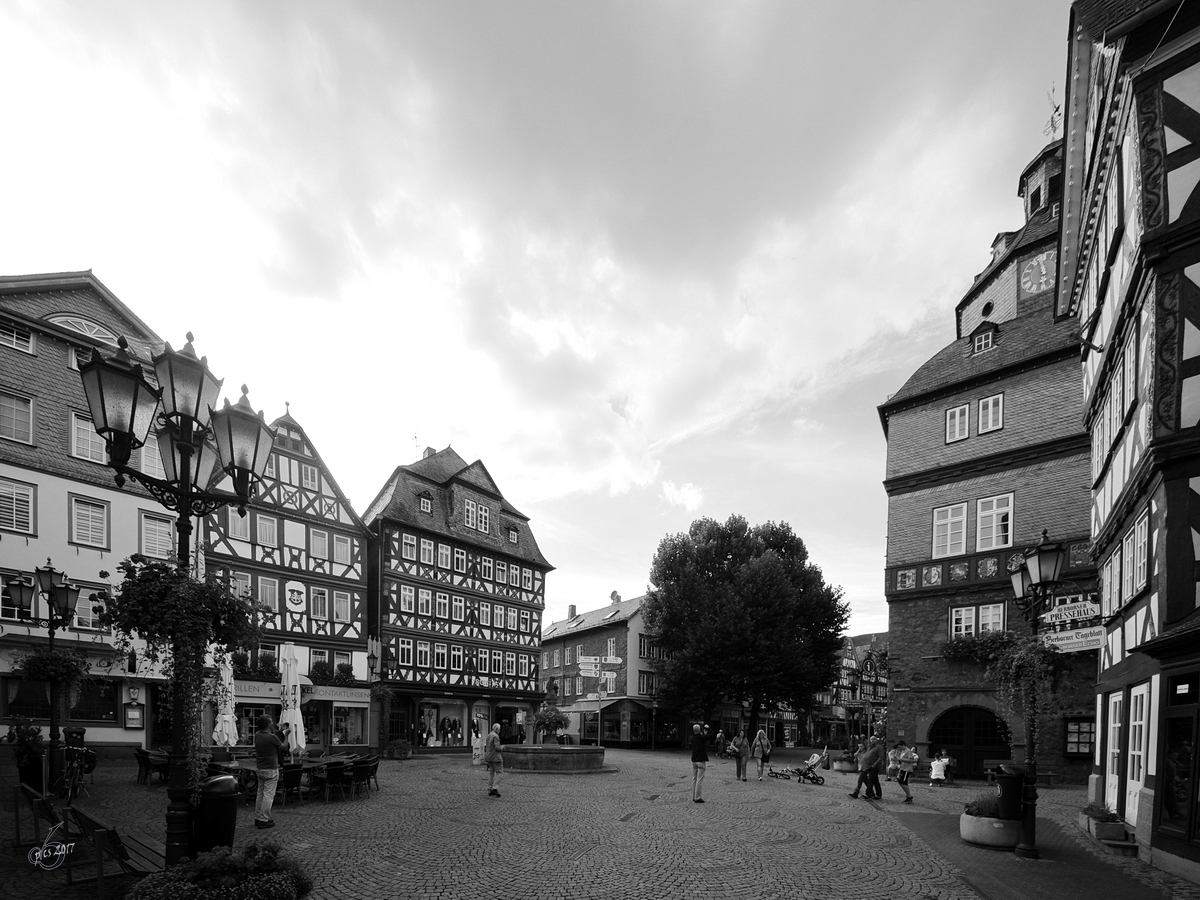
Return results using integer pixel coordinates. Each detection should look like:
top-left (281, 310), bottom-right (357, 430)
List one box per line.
top-left (568, 605), bottom-right (577, 619)
top-left (423, 446), bottom-right (436, 459)
top-left (610, 590), bottom-right (621, 605)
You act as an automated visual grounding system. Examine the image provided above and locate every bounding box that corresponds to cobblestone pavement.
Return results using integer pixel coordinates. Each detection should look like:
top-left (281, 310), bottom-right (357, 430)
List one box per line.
top-left (4, 748), bottom-right (1200, 900)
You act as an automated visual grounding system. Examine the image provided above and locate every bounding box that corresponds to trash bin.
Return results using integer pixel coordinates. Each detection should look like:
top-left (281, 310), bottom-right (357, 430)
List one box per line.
top-left (995, 764), bottom-right (1025, 820)
top-left (194, 774), bottom-right (239, 853)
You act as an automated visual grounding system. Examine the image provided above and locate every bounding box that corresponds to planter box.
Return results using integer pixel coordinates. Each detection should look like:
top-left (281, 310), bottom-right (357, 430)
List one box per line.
top-left (832, 761), bottom-right (858, 773)
top-left (1090, 819), bottom-right (1126, 841)
top-left (960, 813), bottom-right (1020, 848)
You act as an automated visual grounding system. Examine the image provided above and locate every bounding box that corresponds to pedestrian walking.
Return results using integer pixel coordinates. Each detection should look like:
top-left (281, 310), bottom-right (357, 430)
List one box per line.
top-left (751, 729), bottom-right (772, 780)
top-left (733, 729), bottom-right (750, 781)
top-left (885, 744), bottom-right (900, 781)
top-left (254, 714), bottom-right (289, 829)
top-left (847, 741), bottom-right (869, 798)
top-left (484, 723), bottom-right (504, 797)
top-left (716, 729), bottom-right (726, 757)
top-left (848, 738), bottom-right (885, 799)
top-left (896, 740), bottom-right (917, 803)
top-left (691, 724), bottom-right (709, 802)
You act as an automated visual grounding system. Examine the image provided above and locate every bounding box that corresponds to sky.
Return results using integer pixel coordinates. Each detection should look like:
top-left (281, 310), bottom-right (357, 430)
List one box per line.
top-left (0, 0), bottom-right (1075, 635)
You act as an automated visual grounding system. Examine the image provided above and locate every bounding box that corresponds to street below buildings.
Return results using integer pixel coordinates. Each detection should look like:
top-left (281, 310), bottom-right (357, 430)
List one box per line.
top-left (3, 746), bottom-right (1197, 900)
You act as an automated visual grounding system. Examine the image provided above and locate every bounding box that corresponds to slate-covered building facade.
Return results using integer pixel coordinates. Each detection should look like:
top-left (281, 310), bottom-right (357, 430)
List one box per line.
top-left (879, 142), bottom-right (1099, 780)
top-left (365, 447), bottom-right (550, 748)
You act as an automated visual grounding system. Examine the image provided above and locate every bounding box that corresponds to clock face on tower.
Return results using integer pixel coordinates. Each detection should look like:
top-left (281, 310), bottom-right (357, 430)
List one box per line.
top-left (1019, 250), bottom-right (1056, 297)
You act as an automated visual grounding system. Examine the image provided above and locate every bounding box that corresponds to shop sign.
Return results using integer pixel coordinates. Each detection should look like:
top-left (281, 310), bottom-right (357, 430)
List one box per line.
top-left (307, 685), bottom-right (370, 703)
top-left (234, 680), bottom-right (280, 699)
top-left (285, 581), bottom-right (306, 612)
top-left (1040, 600), bottom-right (1100, 626)
top-left (1040, 625), bottom-right (1105, 653)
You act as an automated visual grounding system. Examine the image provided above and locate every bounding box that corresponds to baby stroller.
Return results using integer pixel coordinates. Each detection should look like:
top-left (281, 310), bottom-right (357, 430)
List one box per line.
top-left (792, 747), bottom-right (828, 785)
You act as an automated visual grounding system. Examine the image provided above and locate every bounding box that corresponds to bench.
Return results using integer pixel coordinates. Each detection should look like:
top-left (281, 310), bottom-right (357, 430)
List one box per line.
top-left (65, 806), bottom-right (165, 900)
top-left (11, 784), bottom-right (71, 849)
top-left (983, 761), bottom-right (1059, 785)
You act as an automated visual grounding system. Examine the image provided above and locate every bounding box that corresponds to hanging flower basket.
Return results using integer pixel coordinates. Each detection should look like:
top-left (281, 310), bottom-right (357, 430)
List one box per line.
top-left (15, 648), bottom-right (92, 684)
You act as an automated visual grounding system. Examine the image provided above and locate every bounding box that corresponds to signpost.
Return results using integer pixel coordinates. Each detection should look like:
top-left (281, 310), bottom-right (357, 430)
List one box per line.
top-left (578, 655), bottom-right (600, 664)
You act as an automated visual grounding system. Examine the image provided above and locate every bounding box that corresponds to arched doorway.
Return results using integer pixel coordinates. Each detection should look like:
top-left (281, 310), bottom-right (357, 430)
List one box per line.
top-left (928, 706), bottom-right (1010, 779)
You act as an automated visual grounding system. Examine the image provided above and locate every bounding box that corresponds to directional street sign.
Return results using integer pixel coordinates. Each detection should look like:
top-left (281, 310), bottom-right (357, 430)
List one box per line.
top-left (578, 655), bottom-right (600, 663)
top-left (601, 671), bottom-right (615, 678)
top-left (578, 667), bottom-right (600, 677)
top-left (602, 656), bottom-right (622, 664)
top-left (585, 693), bottom-right (599, 701)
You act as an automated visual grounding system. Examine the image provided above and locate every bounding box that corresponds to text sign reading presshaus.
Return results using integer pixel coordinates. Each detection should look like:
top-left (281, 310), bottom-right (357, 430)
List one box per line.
top-left (1039, 600), bottom-right (1100, 627)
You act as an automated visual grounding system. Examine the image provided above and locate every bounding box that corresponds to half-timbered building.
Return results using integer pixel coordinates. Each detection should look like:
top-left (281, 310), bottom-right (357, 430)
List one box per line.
top-left (203, 410), bottom-right (372, 753)
top-left (1061, 0), bottom-right (1200, 880)
top-left (364, 446), bottom-right (551, 749)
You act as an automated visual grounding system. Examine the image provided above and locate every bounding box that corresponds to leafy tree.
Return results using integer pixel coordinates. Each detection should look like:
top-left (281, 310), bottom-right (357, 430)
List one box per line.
top-left (643, 515), bottom-right (848, 735)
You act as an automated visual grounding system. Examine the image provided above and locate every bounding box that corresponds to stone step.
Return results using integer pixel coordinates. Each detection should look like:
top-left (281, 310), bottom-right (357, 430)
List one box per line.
top-left (1099, 838), bottom-right (1139, 857)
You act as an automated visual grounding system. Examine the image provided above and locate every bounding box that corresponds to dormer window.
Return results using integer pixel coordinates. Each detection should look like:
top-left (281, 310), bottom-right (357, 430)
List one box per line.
top-left (508, 528), bottom-right (519, 545)
top-left (420, 494), bottom-right (432, 514)
top-left (974, 332), bottom-right (993, 353)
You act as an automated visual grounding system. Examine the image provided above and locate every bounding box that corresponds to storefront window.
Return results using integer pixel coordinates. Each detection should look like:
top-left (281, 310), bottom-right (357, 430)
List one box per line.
top-left (71, 681), bottom-right (119, 722)
top-left (1161, 715), bottom-right (1194, 837)
top-left (4, 678), bottom-right (51, 719)
top-left (333, 706), bottom-right (368, 745)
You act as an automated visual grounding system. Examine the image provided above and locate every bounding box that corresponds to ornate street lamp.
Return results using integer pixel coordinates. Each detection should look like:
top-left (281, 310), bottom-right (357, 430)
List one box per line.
top-left (5, 560), bottom-right (82, 791)
top-left (78, 332), bottom-right (275, 865)
top-left (1009, 528), bottom-right (1069, 860)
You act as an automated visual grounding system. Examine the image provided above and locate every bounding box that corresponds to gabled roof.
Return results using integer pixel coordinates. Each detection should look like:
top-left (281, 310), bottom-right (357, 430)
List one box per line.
top-left (543, 595), bottom-right (646, 638)
top-left (955, 205), bottom-right (1058, 325)
top-left (265, 409), bottom-right (366, 531)
top-left (364, 446), bottom-right (552, 569)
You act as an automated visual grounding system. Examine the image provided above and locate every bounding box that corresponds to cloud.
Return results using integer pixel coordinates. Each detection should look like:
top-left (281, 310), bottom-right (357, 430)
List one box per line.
top-left (662, 480), bottom-right (704, 511)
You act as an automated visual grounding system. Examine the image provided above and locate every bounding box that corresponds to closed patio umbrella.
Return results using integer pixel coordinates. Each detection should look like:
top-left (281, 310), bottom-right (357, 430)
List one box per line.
top-left (211, 657), bottom-right (240, 747)
top-left (279, 643), bottom-right (306, 760)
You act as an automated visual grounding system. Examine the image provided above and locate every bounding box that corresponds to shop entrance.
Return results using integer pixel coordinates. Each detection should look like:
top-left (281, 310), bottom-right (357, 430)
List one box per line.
top-left (928, 706), bottom-right (1011, 779)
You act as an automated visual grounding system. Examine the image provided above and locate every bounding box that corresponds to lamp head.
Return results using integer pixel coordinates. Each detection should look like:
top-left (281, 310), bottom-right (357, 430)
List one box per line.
top-left (153, 333), bottom-right (223, 431)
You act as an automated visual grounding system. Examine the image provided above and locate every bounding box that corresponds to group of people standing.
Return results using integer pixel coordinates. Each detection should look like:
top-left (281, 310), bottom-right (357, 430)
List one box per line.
top-left (692, 725), bottom-right (774, 801)
top-left (847, 737), bottom-right (916, 802)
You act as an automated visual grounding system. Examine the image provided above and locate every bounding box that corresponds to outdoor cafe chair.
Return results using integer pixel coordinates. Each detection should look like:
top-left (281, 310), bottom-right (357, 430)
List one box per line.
top-left (318, 761), bottom-right (348, 802)
top-left (366, 755), bottom-right (380, 792)
top-left (133, 749), bottom-right (151, 784)
top-left (279, 764), bottom-right (307, 806)
top-left (349, 759), bottom-right (371, 799)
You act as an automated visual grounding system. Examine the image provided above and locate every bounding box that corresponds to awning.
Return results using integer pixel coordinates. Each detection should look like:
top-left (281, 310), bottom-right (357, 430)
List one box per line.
top-left (601, 697), bottom-right (651, 711)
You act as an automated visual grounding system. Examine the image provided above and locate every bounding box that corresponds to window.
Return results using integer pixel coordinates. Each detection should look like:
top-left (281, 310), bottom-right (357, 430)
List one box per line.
top-left (402, 534), bottom-right (417, 560)
top-left (454, 548), bottom-right (466, 573)
top-left (0, 477), bottom-right (35, 534)
top-left (639, 671), bottom-right (657, 695)
top-left (330, 650), bottom-right (348, 669)
top-left (979, 395), bottom-right (1003, 433)
top-left (311, 649), bottom-right (329, 670)
top-left (0, 320), bottom-right (33, 353)
top-left (604, 672), bottom-right (616, 694)
top-left (932, 503), bottom-right (966, 558)
top-left (1135, 512), bottom-right (1149, 592)
top-left (334, 534), bottom-right (351, 564)
top-left (71, 413), bottom-right (106, 462)
top-left (232, 571), bottom-right (251, 600)
top-left (519, 655), bottom-right (529, 677)
top-left (1124, 333), bottom-right (1137, 414)
top-left (478, 505), bottom-right (490, 534)
top-left (257, 515), bottom-right (278, 547)
top-left (505, 652), bottom-right (516, 676)
top-left (452, 596), bottom-right (464, 620)
top-left (976, 494), bottom-right (1013, 551)
top-left (945, 405), bottom-right (969, 443)
top-left (400, 585), bottom-right (415, 612)
top-left (137, 436), bottom-right (166, 480)
top-left (334, 591), bottom-right (351, 622)
top-left (397, 639), bottom-right (413, 667)
top-left (542, 652), bottom-right (549, 669)
top-left (607, 638), bottom-right (616, 657)
top-left (493, 605), bottom-right (505, 629)
top-left (1064, 717), bottom-right (1096, 756)
top-left (523, 568), bottom-right (533, 590)
top-left (310, 529), bottom-right (328, 559)
top-left (436, 592), bottom-right (449, 618)
top-left (950, 603), bottom-right (1004, 637)
top-left (434, 643), bottom-right (447, 669)
top-left (509, 566), bottom-right (520, 588)
top-left (577, 644), bottom-right (583, 662)
top-left (480, 602), bottom-right (491, 626)
top-left (451, 645), bottom-right (463, 671)
top-left (302, 463), bottom-right (319, 491)
top-left (140, 512), bottom-right (173, 559)
top-left (495, 561), bottom-right (507, 584)
top-left (259, 577), bottom-right (279, 611)
top-left (438, 544), bottom-right (450, 568)
top-left (492, 650), bottom-right (503, 674)
top-left (73, 587), bottom-right (103, 629)
top-left (465, 498), bottom-right (477, 529)
top-left (553, 648), bottom-right (561, 667)
top-left (416, 641), bottom-right (430, 668)
top-left (0, 391), bottom-right (32, 443)
top-left (478, 650), bottom-right (489, 674)
top-left (507, 607), bottom-right (517, 630)
top-left (70, 682), bottom-right (119, 723)
top-left (418, 589), bottom-right (431, 616)
top-left (1122, 527), bottom-right (1136, 601)
top-left (227, 507), bottom-right (249, 540)
top-left (520, 610), bottom-right (530, 632)
top-left (420, 539), bottom-right (434, 565)
top-left (639, 635), bottom-right (651, 659)
top-left (311, 587), bottom-right (329, 619)
top-left (576, 676), bottom-right (583, 695)
top-left (565, 646), bottom-right (573, 665)
top-left (482, 557), bottom-right (493, 581)
top-left (264, 454), bottom-right (276, 478)
top-left (70, 496), bottom-right (108, 548)
top-left (508, 528), bottom-right (518, 544)
top-left (420, 495), bottom-right (432, 514)
top-left (973, 331), bottom-right (993, 353)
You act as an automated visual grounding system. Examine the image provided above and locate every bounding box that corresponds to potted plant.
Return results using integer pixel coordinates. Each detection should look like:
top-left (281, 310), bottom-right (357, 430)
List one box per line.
top-left (385, 738), bottom-right (413, 760)
top-left (255, 653), bottom-right (280, 682)
top-left (533, 706), bottom-right (571, 744)
top-left (231, 650), bottom-right (253, 680)
top-left (832, 745), bottom-right (859, 773)
top-left (308, 661), bottom-right (333, 685)
top-left (960, 792), bottom-right (1020, 848)
top-left (14, 647), bottom-right (92, 684)
top-left (1079, 801), bottom-right (1125, 841)
top-left (127, 841), bottom-right (312, 900)
top-left (5, 717), bottom-right (46, 790)
top-left (331, 662), bottom-right (356, 686)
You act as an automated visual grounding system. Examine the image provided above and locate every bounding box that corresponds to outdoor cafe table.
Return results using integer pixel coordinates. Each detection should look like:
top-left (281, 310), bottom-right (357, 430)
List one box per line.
top-left (209, 758), bottom-right (327, 799)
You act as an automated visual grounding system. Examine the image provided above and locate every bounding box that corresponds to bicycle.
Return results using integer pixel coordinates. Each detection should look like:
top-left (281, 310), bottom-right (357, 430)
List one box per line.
top-left (766, 765), bottom-right (791, 780)
top-left (58, 746), bottom-right (96, 803)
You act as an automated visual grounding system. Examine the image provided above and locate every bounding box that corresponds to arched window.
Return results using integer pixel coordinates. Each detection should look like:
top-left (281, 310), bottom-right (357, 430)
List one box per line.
top-left (49, 315), bottom-right (118, 345)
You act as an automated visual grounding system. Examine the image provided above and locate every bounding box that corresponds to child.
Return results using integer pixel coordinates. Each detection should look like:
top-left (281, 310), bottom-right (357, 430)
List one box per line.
top-left (886, 744), bottom-right (900, 781)
top-left (929, 750), bottom-right (948, 787)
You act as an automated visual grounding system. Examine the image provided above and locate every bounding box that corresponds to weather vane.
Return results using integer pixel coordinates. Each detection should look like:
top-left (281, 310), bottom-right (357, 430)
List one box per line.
top-left (1044, 87), bottom-right (1062, 139)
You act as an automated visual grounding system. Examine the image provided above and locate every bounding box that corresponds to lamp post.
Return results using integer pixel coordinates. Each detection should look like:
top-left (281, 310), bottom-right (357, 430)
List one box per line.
top-left (78, 333), bottom-right (274, 866)
top-left (651, 692), bottom-right (658, 751)
top-left (1008, 528), bottom-right (1068, 860)
top-left (5, 560), bottom-right (83, 791)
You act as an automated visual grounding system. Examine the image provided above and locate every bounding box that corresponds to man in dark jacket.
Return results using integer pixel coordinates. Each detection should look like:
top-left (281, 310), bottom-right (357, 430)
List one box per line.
top-left (690, 724), bottom-right (710, 803)
top-left (849, 738), bottom-right (886, 799)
